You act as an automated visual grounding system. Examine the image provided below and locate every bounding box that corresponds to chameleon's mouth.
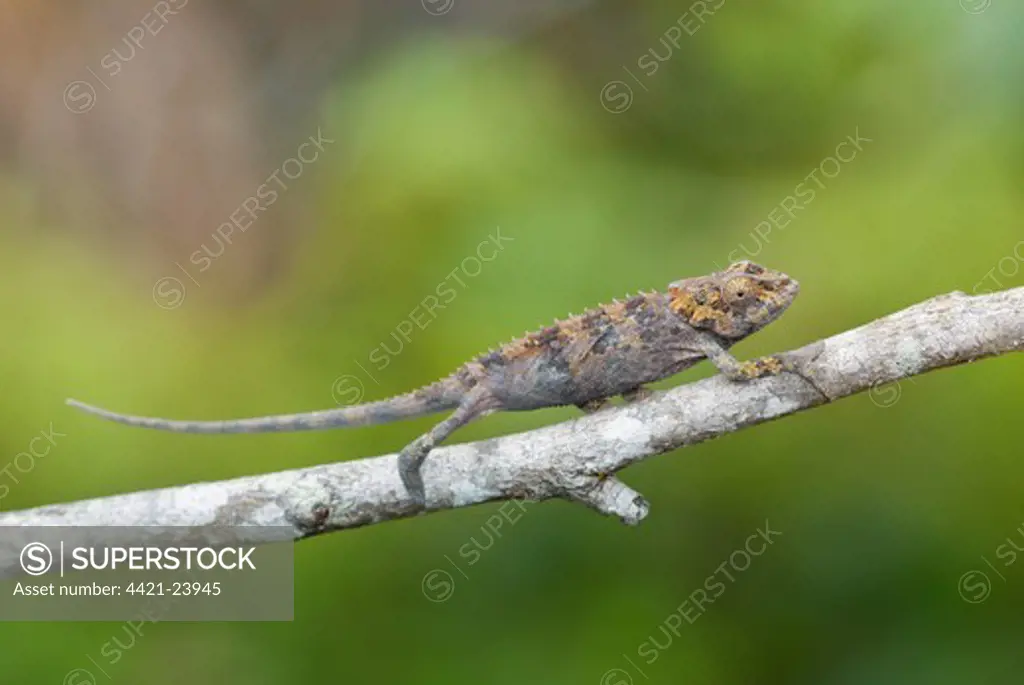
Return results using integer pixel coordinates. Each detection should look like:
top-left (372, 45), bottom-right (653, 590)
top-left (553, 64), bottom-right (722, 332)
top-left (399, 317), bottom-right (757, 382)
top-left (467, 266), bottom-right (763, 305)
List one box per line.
top-left (752, 275), bottom-right (799, 321)
top-left (767, 276), bottom-right (799, 298)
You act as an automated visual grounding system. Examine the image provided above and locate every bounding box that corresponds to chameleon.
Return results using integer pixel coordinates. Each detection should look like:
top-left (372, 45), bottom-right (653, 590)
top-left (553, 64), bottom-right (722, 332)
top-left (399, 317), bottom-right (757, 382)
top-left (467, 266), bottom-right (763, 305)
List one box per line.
top-left (66, 260), bottom-right (799, 507)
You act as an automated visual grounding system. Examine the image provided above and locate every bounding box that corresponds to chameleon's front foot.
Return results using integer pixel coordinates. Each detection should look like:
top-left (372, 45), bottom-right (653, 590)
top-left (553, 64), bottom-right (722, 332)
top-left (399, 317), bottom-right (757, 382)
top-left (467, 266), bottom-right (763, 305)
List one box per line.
top-left (710, 351), bottom-right (786, 383)
top-left (737, 356), bottom-right (785, 380)
top-left (721, 354), bottom-right (830, 402)
top-left (702, 342), bottom-right (785, 383)
top-left (398, 439), bottom-right (430, 508)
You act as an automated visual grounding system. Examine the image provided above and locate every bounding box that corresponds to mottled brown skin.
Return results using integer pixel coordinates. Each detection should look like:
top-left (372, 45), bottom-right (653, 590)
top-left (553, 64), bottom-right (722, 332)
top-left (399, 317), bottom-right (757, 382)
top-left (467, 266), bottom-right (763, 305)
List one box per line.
top-left (66, 261), bottom-right (799, 507)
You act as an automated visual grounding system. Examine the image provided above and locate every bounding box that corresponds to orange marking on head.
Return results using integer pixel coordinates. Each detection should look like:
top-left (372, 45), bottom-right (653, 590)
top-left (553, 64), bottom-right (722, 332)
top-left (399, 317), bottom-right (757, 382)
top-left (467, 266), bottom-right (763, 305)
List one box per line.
top-left (669, 289), bottom-right (726, 327)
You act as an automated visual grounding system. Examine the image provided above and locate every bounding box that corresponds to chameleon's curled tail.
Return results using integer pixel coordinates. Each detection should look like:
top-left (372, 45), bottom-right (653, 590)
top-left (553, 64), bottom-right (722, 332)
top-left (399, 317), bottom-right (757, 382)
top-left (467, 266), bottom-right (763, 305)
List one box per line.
top-left (65, 378), bottom-right (464, 434)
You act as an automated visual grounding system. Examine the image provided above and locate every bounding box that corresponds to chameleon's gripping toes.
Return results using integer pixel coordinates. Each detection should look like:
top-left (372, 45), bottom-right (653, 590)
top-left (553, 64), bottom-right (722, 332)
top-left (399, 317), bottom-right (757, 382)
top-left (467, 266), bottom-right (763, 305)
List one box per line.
top-left (67, 261), bottom-right (799, 507)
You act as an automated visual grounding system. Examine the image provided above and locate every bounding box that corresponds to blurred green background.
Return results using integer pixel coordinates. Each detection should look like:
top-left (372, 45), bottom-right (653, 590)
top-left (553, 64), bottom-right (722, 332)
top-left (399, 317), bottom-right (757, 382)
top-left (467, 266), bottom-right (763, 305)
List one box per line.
top-left (1, 0), bottom-right (1022, 682)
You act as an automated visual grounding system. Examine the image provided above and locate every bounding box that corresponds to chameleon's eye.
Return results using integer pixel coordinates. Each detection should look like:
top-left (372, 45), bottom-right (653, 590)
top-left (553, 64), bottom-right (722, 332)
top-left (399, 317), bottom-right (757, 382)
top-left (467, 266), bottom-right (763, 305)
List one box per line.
top-left (724, 278), bottom-right (753, 304)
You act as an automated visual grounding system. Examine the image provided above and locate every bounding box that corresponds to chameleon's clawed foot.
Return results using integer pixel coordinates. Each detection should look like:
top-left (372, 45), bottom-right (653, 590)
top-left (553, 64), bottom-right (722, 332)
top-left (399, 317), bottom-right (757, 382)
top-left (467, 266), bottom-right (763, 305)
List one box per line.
top-left (746, 356), bottom-right (785, 378)
top-left (398, 439), bottom-right (431, 508)
top-left (726, 356), bottom-right (785, 381)
top-left (576, 398), bottom-right (611, 414)
top-left (621, 386), bottom-right (653, 404)
top-left (724, 354), bottom-right (831, 402)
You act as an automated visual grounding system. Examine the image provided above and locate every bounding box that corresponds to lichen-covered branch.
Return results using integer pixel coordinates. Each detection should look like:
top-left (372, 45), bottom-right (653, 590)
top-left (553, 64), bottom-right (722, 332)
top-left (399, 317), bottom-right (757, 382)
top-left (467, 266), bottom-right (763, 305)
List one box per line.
top-left (0, 287), bottom-right (1020, 574)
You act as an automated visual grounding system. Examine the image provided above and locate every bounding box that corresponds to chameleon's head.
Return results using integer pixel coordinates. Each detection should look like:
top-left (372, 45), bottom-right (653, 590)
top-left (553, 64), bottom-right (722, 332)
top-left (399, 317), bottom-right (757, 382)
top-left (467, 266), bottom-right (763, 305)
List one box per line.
top-left (667, 261), bottom-right (799, 340)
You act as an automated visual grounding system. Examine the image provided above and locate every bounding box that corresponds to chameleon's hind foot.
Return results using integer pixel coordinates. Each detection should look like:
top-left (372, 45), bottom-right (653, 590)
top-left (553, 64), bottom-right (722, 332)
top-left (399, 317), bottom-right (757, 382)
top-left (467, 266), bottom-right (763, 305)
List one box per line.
top-left (398, 439), bottom-right (430, 508)
top-left (395, 393), bottom-right (495, 510)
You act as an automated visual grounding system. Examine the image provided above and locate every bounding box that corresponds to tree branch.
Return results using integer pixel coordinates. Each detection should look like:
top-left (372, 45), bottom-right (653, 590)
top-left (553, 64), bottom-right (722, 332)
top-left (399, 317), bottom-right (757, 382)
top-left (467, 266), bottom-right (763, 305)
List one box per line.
top-left (1, 287), bottom-right (1020, 571)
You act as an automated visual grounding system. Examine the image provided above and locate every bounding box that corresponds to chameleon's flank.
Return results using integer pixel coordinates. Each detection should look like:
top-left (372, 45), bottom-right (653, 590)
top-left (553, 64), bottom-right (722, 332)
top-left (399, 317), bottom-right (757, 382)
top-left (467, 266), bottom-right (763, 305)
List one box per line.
top-left (67, 261), bottom-right (799, 507)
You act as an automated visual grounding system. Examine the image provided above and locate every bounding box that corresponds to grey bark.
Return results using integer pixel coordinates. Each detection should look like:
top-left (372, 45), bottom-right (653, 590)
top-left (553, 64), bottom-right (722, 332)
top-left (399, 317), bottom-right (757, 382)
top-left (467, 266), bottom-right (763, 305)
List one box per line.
top-left (0, 287), bottom-right (1020, 577)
